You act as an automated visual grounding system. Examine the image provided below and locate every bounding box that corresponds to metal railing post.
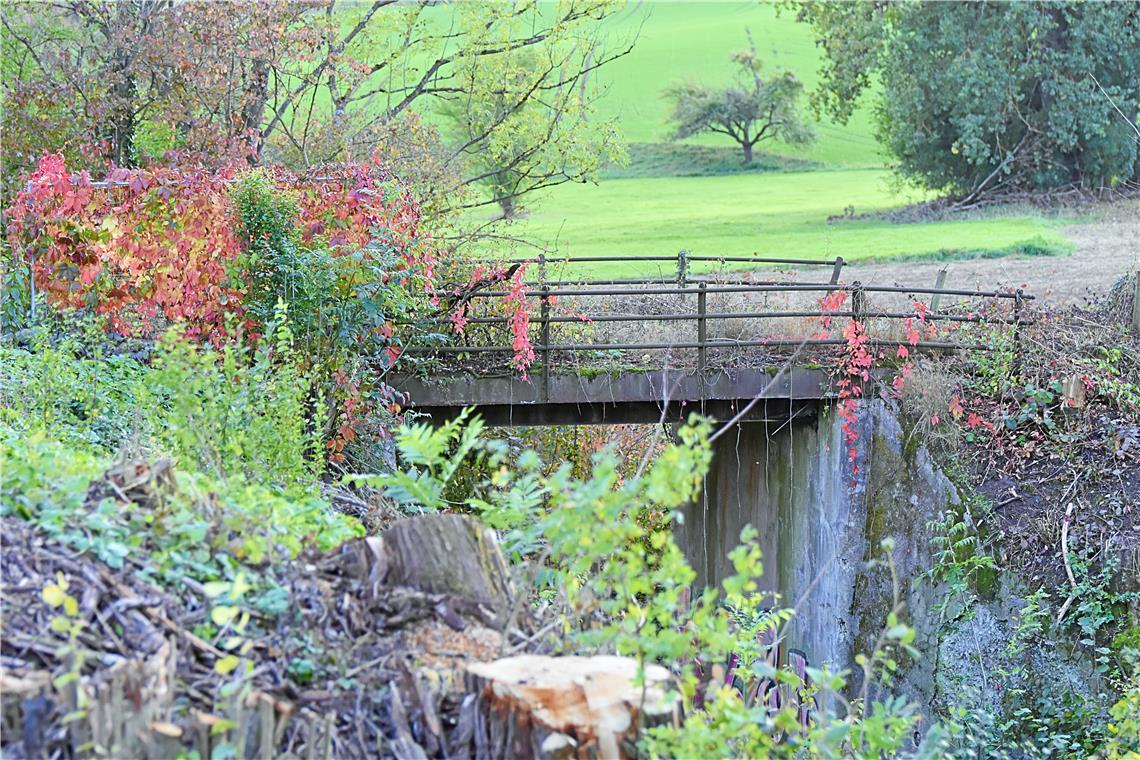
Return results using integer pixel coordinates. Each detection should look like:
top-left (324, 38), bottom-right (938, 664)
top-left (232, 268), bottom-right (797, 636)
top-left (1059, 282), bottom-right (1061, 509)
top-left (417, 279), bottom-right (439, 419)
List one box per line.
top-left (829, 256), bottom-right (844, 286)
top-left (537, 252), bottom-right (547, 288)
top-left (852, 281), bottom-right (867, 396)
top-left (697, 281), bottom-right (708, 372)
top-left (540, 285), bottom-right (551, 402)
top-left (28, 251), bottom-right (36, 323)
top-left (852, 281), bottom-right (866, 326)
top-left (1013, 288), bottom-right (1024, 378)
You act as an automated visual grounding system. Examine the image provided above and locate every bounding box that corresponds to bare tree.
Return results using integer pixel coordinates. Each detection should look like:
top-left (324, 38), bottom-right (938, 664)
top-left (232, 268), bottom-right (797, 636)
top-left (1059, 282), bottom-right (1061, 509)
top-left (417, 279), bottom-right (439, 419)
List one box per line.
top-left (258, 1), bottom-right (634, 218)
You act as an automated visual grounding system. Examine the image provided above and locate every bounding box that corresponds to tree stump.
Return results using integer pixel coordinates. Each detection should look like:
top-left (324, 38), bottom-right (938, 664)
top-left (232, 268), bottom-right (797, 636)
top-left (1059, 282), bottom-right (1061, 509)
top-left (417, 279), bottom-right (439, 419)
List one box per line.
top-left (381, 514), bottom-right (513, 619)
top-left (457, 655), bottom-right (680, 759)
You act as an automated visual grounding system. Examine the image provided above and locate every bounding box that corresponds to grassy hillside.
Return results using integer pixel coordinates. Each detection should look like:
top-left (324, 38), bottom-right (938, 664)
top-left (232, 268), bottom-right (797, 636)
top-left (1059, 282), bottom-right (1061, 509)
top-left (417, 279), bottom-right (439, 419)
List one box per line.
top-left (508, 2), bottom-right (1073, 268)
top-left (511, 169), bottom-right (1072, 278)
top-left (594, 2), bottom-right (882, 166)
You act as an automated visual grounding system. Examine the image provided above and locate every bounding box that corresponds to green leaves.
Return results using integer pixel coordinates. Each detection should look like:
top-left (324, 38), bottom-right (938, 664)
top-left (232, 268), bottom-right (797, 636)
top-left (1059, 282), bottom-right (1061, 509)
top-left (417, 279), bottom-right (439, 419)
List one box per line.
top-left (348, 409), bottom-right (490, 513)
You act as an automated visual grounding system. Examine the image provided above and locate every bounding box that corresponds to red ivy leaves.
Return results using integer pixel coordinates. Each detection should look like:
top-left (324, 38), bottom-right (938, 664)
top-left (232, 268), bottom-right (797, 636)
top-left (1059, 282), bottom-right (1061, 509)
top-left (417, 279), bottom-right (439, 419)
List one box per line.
top-left (817, 294), bottom-right (949, 471)
top-left (7, 153), bottom-right (245, 341)
top-left (6, 153), bottom-right (434, 345)
top-left (505, 265), bottom-right (535, 378)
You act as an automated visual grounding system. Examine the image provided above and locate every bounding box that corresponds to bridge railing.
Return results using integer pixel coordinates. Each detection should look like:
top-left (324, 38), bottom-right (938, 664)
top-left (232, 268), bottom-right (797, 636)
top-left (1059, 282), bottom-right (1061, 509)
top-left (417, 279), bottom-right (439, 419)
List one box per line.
top-left (405, 252), bottom-right (1033, 387)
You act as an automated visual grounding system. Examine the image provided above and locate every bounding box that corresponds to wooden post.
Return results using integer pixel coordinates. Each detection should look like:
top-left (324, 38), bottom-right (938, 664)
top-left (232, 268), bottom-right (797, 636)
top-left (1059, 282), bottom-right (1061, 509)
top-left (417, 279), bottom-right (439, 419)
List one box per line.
top-left (829, 256), bottom-right (844, 286)
top-left (697, 281), bottom-right (708, 372)
top-left (677, 249), bottom-right (689, 288)
top-left (1131, 272), bottom-right (1140, 334)
top-left (540, 285), bottom-right (551, 402)
top-left (930, 268), bottom-right (948, 312)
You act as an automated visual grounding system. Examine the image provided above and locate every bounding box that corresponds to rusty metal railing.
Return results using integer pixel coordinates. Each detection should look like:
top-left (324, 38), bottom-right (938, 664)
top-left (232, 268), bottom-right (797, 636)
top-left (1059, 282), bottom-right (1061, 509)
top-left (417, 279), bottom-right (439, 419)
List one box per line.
top-left (406, 252), bottom-right (1034, 390)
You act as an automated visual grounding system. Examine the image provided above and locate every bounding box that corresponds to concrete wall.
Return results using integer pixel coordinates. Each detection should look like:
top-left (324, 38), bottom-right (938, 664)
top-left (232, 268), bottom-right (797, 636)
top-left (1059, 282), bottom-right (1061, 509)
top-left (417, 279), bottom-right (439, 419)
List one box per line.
top-left (676, 400), bottom-right (956, 715)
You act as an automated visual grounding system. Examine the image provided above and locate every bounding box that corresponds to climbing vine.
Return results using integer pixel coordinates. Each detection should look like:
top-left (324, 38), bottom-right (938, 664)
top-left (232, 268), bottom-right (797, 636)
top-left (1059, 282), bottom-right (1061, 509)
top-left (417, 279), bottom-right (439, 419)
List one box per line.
top-left (817, 288), bottom-right (952, 469)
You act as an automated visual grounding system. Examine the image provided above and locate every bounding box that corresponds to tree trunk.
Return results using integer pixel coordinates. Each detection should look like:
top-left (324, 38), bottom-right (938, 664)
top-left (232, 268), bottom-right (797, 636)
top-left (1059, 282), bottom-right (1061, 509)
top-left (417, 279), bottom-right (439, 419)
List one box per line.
top-left (455, 655), bottom-right (680, 760)
top-left (497, 193), bottom-right (517, 220)
top-left (240, 56), bottom-right (270, 162)
top-left (741, 140), bottom-right (754, 165)
top-left (107, 49), bottom-right (137, 166)
top-left (380, 514), bottom-right (513, 620)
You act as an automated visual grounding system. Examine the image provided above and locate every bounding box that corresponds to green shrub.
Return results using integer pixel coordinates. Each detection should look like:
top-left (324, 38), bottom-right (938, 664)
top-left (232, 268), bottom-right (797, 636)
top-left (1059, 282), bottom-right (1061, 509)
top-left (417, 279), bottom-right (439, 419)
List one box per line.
top-left (0, 423), bottom-right (362, 606)
top-left (227, 171), bottom-right (434, 468)
top-left (229, 171), bottom-right (334, 341)
top-left (0, 325), bottom-right (146, 452)
top-left (137, 306), bottom-right (325, 493)
top-left (1, 309), bottom-right (326, 494)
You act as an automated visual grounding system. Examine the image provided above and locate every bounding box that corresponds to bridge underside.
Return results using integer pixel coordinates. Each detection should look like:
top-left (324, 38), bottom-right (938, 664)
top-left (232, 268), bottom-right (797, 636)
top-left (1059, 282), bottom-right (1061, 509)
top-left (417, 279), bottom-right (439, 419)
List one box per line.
top-left (391, 367), bottom-right (833, 426)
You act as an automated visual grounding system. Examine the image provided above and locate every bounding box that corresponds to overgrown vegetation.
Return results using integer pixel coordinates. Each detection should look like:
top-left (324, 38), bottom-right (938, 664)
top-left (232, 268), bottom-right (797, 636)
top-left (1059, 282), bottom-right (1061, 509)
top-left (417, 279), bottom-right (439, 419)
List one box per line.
top-left (1, 2), bottom-right (1138, 758)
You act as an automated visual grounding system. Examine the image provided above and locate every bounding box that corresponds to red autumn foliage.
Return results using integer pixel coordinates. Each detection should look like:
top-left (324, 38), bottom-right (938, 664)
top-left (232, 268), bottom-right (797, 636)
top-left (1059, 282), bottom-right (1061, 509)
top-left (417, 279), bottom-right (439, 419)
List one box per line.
top-left (817, 292), bottom-right (949, 472)
top-left (5, 153), bottom-right (434, 343)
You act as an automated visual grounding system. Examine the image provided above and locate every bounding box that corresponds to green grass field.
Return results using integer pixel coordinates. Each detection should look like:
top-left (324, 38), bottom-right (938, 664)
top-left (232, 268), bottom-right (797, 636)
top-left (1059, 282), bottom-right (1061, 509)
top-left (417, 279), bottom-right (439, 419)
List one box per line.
top-left (507, 2), bottom-right (1075, 269)
top-left (595, 2), bottom-right (882, 166)
top-left (512, 169), bottom-right (1072, 278)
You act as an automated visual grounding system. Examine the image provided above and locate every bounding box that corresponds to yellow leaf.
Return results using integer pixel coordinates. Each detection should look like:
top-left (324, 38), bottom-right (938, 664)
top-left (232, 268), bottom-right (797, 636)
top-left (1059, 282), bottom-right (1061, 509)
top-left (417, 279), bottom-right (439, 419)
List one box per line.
top-left (42, 585), bottom-right (65, 608)
top-left (214, 655), bottom-right (240, 676)
top-left (211, 606), bottom-right (238, 626)
top-left (231, 572), bottom-right (251, 599)
top-left (63, 595), bottom-right (79, 617)
top-left (202, 581), bottom-right (230, 599)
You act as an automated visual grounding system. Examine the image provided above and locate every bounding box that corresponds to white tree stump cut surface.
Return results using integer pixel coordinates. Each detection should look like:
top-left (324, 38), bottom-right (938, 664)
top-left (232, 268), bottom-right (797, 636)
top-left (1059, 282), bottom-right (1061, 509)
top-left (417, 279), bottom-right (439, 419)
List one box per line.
top-left (460, 655), bottom-right (680, 760)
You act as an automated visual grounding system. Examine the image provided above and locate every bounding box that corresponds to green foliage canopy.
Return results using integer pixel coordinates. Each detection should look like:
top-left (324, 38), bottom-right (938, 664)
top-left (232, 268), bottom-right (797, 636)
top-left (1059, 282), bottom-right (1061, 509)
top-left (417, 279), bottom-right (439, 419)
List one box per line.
top-left (794, 1), bottom-right (1140, 196)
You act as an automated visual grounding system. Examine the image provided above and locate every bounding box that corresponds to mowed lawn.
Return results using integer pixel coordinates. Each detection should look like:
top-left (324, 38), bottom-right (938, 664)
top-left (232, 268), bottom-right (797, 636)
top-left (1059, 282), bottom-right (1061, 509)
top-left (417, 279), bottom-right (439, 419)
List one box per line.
top-left (512, 169), bottom-right (1071, 278)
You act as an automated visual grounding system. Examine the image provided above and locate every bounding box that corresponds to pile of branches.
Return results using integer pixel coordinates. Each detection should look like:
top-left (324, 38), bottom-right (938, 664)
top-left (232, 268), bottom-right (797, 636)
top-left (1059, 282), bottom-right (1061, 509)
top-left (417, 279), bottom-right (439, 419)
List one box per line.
top-left (1, 480), bottom-right (510, 758)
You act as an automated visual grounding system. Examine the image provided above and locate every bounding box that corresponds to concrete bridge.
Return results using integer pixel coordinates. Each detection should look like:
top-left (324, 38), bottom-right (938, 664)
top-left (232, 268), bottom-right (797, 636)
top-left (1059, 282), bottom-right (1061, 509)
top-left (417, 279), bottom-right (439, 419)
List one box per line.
top-left (391, 253), bottom-right (1033, 711)
top-left (392, 367), bottom-right (829, 426)
top-left (391, 255), bottom-right (1032, 677)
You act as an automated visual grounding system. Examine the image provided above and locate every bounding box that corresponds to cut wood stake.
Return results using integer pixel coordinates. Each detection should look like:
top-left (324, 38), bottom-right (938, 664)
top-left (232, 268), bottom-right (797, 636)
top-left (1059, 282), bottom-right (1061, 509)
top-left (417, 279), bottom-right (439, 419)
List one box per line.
top-left (1056, 501), bottom-right (1078, 623)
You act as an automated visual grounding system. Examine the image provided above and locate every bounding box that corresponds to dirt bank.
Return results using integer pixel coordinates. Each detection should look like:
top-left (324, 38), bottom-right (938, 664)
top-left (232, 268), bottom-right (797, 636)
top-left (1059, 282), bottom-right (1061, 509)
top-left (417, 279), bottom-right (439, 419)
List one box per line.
top-left (845, 200), bottom-right (1139, 305)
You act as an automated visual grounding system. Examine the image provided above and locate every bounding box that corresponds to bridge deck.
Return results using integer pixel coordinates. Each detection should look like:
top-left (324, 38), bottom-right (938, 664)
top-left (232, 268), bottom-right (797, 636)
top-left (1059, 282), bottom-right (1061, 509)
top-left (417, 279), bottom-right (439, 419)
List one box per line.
top-left (392, 367), bottom-right (832, 425)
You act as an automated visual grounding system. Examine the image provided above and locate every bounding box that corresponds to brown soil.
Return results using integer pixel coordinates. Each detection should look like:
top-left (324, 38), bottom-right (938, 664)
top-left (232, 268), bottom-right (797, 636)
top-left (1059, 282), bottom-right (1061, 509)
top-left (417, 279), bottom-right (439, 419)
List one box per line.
top-left (843, 200), bottom-right (1139, 306)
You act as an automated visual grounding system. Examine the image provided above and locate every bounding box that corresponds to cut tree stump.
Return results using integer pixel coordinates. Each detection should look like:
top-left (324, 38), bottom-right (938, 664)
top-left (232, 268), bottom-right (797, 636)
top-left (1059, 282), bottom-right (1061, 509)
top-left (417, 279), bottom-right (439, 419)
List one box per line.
top-left (457, 655), bottom-right (680, 760)
top-left (380, 514), bottom-right (512, 620)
